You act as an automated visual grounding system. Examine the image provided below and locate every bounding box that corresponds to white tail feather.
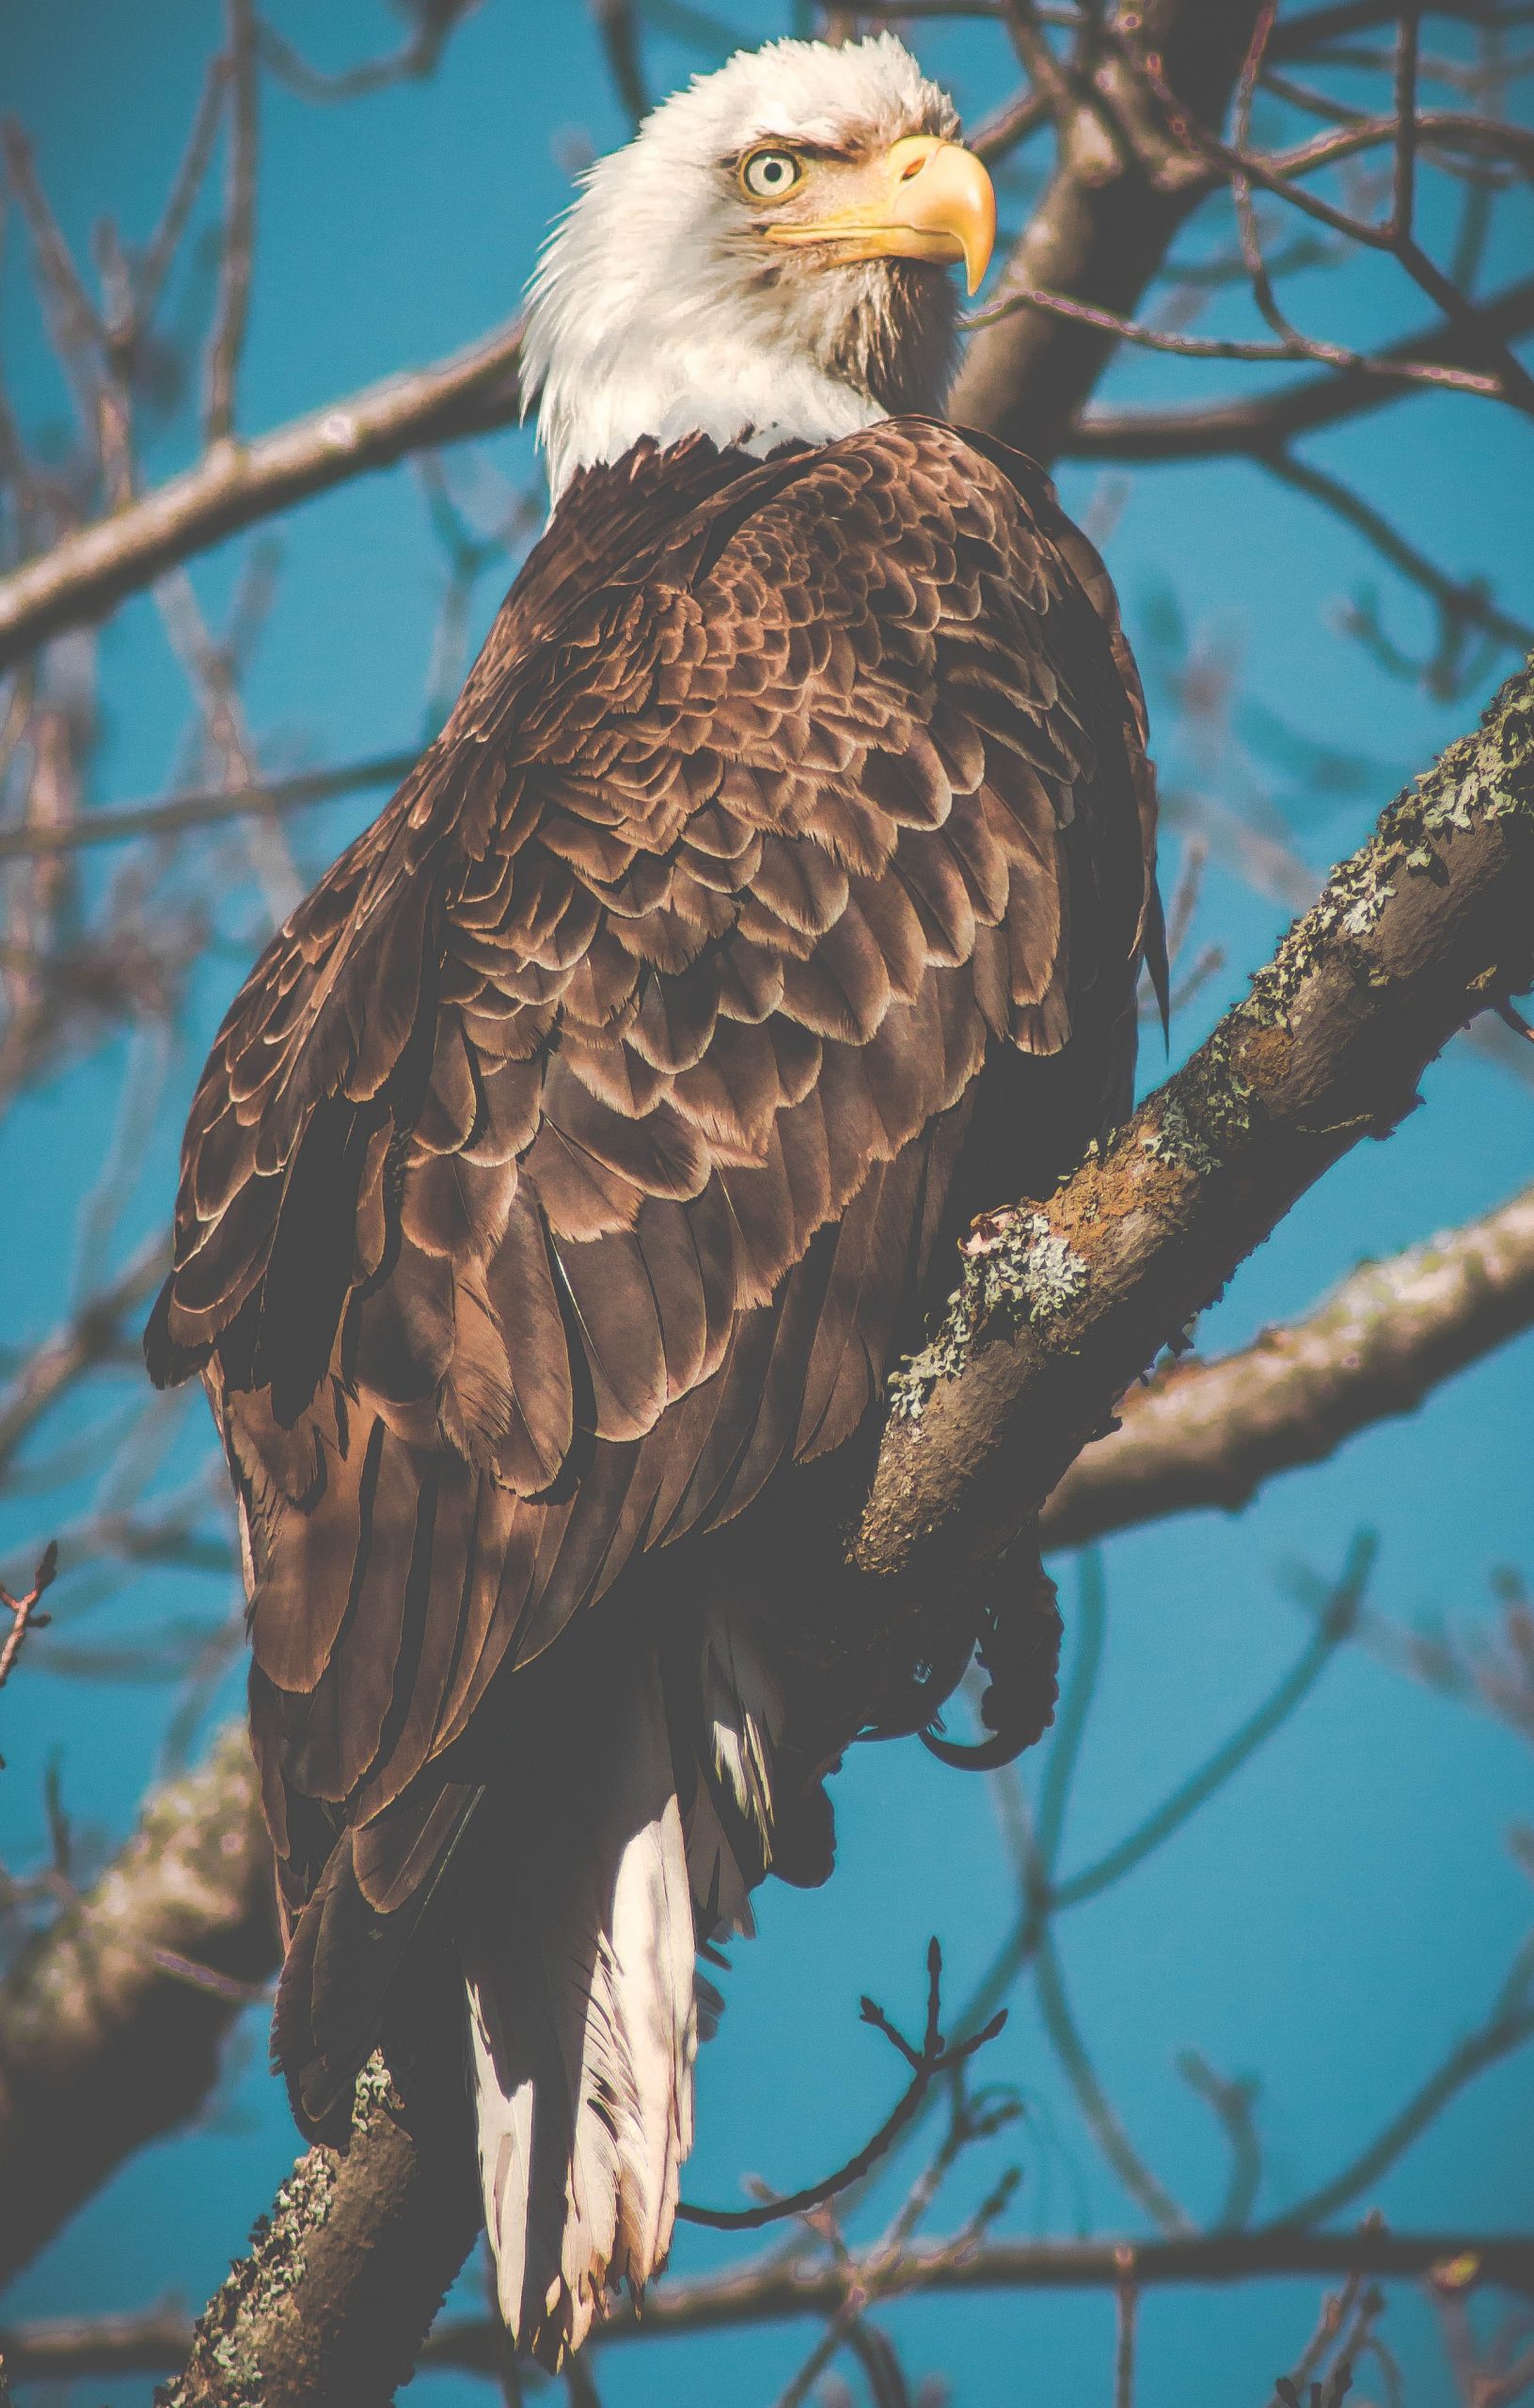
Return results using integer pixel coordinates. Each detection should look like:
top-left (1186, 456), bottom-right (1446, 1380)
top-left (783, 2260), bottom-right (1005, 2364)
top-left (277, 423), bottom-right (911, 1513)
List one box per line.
top-left (465, 1640), bottom-right (697, 2362)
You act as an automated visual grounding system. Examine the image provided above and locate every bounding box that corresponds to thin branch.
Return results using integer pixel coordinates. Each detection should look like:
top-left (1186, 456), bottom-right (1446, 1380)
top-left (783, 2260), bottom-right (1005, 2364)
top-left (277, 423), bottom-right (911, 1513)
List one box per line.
top-left (1052, 1546), bottom-right (1368, 1911)
top-left (0, 1541), bottom-right (55, 1703)
top-left (1032, 1921), bottom-right (1194, 2233)
top-left (17, 2227), bottom-right (1534, 2382)
top-left (1178, 2054), bottom-right (1264, 2232)
top-left (0, 1236), bottom-right (169, 1479)
top-left (966, 279), bottom-right (1506, 395)
top-left (257, 3), bottom-right (484, 103)
top-left (1067, 273), bottom-right (1534, 457)
top-left (135, 55), bottom-right (231, 328)
top-left (203, 0), bottom-right (259, 446)
top-left (1118, 28), bottom-right (1534, 416)
top-left (1271, 0), bottom-right (1534, 62)
top-left (1114, 2249), bottom-right (1140, 2408)
top-left (1267, 1960), bottom-right (1534, 2231)
top-left (678, 1941), bottom-right (1006, 2230)
top-left (1258, 448), bottom-right (1533, 664)
top-left (0, 748), bottom-right (416, 861)
top-left (591, 0), bottom-right (650, 128)
top-left (969, 86), bottom-right (1056, 163)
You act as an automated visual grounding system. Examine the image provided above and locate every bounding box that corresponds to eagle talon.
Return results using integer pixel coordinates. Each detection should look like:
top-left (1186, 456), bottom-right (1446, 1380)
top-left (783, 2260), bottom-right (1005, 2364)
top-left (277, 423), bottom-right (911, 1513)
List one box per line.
top-left (921, 1719), bottom-right (1038, 1771)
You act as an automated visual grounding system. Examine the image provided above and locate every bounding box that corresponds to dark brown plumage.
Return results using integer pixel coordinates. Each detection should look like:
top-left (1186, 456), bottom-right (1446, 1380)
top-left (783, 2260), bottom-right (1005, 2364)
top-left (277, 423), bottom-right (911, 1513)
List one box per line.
top-left (147, 414), bottom-right (1159, 2355)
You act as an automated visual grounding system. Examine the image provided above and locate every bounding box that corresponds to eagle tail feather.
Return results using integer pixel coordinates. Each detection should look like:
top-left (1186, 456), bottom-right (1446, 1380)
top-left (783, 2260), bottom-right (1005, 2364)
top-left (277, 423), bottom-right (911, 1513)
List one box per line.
top-left (465, 1632), bottom-right (700, 2366)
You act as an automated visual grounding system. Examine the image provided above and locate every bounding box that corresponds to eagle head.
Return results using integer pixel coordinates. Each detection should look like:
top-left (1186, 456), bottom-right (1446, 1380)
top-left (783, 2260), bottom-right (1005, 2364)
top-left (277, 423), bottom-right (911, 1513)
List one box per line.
top-left (522, 34), bottom-right (995, 499)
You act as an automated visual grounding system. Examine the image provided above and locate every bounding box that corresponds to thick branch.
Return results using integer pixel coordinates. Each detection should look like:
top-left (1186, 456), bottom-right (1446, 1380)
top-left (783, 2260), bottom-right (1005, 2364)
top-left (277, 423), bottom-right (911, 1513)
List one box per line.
top-left (0, 318), bottom-right (523, 672)
top-left (9, 2226), bottom-right (1534, 2381)
top-left (159, 2052), bottom-right (482, 2408)
top-left (1041, 1173), bottom-right (1534, 1547)
top-left (950, 0), bottom-right (1257, 459)
top-left (0, 1726), bottom-right (277, 2287)
top-left (851, 657), bottom-right (1534, 1588)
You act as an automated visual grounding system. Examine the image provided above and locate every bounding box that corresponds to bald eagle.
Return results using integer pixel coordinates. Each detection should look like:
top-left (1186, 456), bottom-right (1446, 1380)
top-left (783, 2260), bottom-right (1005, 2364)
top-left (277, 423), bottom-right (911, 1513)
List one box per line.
top-left (147, 32), bottom-right (1161, 2365)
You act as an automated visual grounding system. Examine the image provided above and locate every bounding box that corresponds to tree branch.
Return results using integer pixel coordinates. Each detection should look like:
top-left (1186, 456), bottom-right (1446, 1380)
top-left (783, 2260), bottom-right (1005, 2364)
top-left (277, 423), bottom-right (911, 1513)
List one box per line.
top-left (0, 1725), bottom-right (277, 2287)
top-left (852, 656), bottom-right (1534, 1593)
top-left (950, 0), bottom-right (1259, 459)
top-left (0, 316), bottom-right (524, 672)
top-left (0, 751), bottom-right (419, 863)
top-left (159, 2052), bottom-right (482, 2408)
top-left (1066, 271), bottom-right (1534, 458)
top-left (0, 1236), bottom-right (169, 1480)
top-left (1041, 1173), bottom-right (1534, 1548)
top-left (9, 2226), bottom-right (1534, 2383)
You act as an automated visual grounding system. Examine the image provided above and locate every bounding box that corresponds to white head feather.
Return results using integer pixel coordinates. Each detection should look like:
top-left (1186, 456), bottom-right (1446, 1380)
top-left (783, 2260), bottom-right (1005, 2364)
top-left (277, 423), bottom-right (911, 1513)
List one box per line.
top-left (522, 35), bottom-right (963, 501)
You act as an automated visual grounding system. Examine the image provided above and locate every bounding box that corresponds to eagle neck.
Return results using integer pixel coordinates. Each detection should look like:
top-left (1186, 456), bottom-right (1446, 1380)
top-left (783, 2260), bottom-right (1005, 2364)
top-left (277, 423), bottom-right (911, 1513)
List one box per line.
top-left (534, 341), bottom-right (886, 507)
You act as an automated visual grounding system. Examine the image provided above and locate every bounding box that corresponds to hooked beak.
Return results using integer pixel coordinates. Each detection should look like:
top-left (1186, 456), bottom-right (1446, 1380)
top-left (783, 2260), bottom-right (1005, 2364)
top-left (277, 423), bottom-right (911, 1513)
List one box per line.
top-left (763, 135), bottom-right (996, 296)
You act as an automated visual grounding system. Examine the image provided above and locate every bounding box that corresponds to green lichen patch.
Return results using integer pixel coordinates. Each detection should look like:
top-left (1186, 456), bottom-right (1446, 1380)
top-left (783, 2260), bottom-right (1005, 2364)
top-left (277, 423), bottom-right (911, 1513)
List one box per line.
top-left (888, 1208), bottom-right (1088, 1423)
top-left (1252, 660), bottom-right (1534, 1031)
top-left (158, 2146), bottom-right (339, 2408)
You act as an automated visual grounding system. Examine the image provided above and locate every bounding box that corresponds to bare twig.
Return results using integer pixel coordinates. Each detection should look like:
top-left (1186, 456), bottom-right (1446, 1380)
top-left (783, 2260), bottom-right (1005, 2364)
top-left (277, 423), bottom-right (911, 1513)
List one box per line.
top-left (0, 748), bottom-right (416, 861)
top-left (203, 0), bottom-right (258, 446)
top-left (967, 279), bottom-right (1506, 395)
top-left (0, 1541), bottom-right (55, 1702)
top-left (257, 2), bottom-right (485, 102)
top-left (1114, 2248), bottom-right (1140, 2408)
top-left (678, 1941), bottom-right (1006, 2230)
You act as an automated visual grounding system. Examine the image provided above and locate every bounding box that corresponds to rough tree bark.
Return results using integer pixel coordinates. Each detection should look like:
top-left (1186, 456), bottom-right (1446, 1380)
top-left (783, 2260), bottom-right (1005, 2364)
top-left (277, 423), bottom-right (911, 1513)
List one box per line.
top-left (156, 2059), bottom-right (482, 2408)
top-left (851, 660), bottom-right (1534, 1592)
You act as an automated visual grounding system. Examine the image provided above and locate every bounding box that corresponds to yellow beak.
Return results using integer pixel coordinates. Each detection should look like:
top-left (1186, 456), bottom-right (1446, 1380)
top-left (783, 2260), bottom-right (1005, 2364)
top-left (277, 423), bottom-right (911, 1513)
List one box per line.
top-left (763, 135), bottom-right (996, 297)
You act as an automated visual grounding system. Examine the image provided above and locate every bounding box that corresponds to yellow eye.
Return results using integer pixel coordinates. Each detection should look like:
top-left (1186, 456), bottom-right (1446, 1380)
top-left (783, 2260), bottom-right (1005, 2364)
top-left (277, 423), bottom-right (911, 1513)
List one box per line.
top-left (740, 147), bottom-right (803, 203)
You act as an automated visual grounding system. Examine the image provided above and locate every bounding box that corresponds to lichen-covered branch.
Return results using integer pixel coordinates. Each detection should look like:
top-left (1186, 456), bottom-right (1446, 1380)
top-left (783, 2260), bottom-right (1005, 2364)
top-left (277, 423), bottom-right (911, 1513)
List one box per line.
top-left (158, 2052), bottom-right (482, 2408)
top-left (1041, 1174), bottom-right (1534, 1548)
top-left (0, 1726), bottom-right (277, 2287)
top-left (850, 657), bottom-right (1534, 1593)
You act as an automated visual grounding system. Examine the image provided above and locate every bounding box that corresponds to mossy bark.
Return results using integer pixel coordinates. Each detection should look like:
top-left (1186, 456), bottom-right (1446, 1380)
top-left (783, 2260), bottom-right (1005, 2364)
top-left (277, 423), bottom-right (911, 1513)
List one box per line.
top-left (851, 657), bottom-right (1534, 1589)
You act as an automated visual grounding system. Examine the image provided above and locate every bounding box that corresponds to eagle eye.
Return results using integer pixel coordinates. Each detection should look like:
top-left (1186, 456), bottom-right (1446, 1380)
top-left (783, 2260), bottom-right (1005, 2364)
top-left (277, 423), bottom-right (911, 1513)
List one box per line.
top-left (740, 147), bottom-right (804, 203)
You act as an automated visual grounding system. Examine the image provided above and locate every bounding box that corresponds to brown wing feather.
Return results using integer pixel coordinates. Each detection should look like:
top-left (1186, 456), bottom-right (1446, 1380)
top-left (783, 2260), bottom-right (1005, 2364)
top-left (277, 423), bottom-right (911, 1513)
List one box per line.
top-left (147, 418), bottom-right (1157, 2081)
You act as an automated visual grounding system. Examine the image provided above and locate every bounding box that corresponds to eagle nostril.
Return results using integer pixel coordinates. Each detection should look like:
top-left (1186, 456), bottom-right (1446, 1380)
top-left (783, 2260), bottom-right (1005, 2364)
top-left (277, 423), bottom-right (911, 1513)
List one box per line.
top-left (900, 153), bottom-right (926, 180)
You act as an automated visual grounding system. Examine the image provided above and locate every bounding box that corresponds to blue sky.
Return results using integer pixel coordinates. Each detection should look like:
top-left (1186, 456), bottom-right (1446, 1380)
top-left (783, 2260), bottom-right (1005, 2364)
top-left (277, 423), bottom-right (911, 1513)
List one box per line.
top-left (1, 5), bottom-right (1532, 2403)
